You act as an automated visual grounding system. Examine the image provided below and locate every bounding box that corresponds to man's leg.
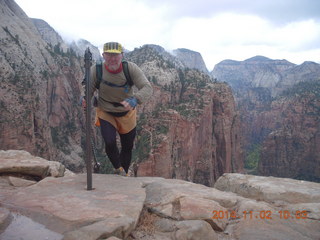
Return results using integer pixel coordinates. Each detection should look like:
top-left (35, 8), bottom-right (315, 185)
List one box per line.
top-left (119, 127), bottom-right (136, 173)
top-left (99, 118), bottom-right (121, 169)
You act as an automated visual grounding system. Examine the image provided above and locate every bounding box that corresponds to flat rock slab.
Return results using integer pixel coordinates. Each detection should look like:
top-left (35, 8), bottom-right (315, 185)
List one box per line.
top-left (0, 207), bottom-right (11, 233)
top-left (0, 150), bottom-right (49, 178)
top-left (230, 215), bottom-right (320, 240)
top-left (214, 173), bottom-right (320, 204)
top-left (8, 176), bottom-right (37, 187)
top-left (1, 174), bottom-right (146, 239)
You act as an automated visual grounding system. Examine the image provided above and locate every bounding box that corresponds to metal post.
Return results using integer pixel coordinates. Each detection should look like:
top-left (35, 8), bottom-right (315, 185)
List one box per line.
top-left (84, 48), bottom-right (93, 190)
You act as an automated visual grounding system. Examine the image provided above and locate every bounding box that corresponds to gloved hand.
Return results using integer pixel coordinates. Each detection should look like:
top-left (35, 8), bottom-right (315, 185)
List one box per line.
top-left (121, 96), bottom-right (137, 110)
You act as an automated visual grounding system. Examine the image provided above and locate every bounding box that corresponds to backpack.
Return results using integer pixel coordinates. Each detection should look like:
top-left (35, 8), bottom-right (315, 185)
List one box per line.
top-left (95, 60), bottom-right (133, 90)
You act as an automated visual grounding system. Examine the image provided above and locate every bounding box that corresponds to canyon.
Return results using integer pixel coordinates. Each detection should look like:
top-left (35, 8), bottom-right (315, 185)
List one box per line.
top-left (0, 0), bottom-right (242, 187)
top-left (212, 56), bottom-right (320, 182)
top-left (0, 0), bottom-right (319, 187)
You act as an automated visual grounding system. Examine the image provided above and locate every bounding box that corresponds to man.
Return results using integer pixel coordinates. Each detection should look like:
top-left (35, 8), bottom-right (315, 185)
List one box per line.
top-left (86, 42), bottom-right (152, 176)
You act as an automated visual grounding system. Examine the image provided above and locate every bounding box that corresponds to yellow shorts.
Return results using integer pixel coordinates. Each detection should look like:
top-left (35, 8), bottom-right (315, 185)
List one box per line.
top-left (95, 107), bottom-right (137, 134)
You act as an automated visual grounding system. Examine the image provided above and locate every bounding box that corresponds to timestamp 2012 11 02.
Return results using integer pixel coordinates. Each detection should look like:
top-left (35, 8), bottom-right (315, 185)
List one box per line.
top-left (212, 210), bottom-right (308, 220)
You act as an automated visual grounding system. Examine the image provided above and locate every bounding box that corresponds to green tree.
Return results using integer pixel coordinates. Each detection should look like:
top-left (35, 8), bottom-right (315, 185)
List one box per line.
top-left (244, 144), bottom-right (261, 170)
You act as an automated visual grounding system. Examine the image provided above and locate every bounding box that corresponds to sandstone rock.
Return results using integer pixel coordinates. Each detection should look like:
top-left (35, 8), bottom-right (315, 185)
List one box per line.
top-left (0, 150), bottom-right (49, 178)
top-left (0, 176), bottom-right (16, 194)
top-left (64, 169), bottom-right (76, 177)
top-left (106, 237), bottom-right (122, 240)
top-left (285, 203), bottom-right (320, 220)
top-left (173, 220), bottom-right (218, 240)
top-left (143, 178), bottom-right (241, 233)
top-left (1, 174), bottom-right (146, 239)
top-left (1, 154), bottom-right (319, 240)
top-left (0, 208), bottom-right (12, 234)
top-left (215, 173), bottom-right (320, 204)
top-left (230, 215), bottom-right (320, 240)
top-left (237, 199), bottom-right (275, 214)
top-left (151, 218), bottom-right (219, 240)
top-left (144, 178), bottom-right (242, 211)
top-left (0, 211), bottom-right (64, 240)
top-left (47, 161), bottom-right (65, 177)
top-left (0, 150), bottom-right (70, 180)
top-left (178, 196), bottom-right (228, 231)
top-left (63, 216), bottom-right (135, 240)
top-left (8, 176), bottom-right (37, 187)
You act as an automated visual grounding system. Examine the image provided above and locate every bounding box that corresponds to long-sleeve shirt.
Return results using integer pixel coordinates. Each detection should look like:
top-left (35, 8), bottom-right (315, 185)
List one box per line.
top-left (90, 61), bottom-right (153, 113)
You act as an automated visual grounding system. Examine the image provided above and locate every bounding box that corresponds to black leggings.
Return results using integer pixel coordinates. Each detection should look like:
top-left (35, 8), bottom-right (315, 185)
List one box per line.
top-left (99, 118), bottom-right (136, 173)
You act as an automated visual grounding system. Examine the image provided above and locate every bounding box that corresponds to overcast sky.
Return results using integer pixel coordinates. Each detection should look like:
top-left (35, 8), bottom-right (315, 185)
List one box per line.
top-left (15, 0), bottom-right (320, 70)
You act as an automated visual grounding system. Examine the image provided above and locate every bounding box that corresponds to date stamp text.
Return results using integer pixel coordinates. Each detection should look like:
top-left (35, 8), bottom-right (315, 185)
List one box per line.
top-left (212, 210), bottom-right (308, 220)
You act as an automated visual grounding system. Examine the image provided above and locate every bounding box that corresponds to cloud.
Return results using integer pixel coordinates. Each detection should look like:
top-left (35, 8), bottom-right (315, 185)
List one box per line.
top-left (141, 0), bottom-right (320, 24)
top-left (15, 0), bottom-right (320, 70)
top-left (166, 13), bottom-right (320, 69)
top-left (15, 0), bottom-right (169, 47)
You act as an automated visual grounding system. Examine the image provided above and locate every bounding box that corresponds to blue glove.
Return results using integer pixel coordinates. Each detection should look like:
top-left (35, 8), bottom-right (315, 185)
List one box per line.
top-left (124, 97), bottom-right (137, 108)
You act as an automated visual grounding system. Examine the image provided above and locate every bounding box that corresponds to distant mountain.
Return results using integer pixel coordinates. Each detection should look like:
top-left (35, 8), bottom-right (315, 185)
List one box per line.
top-left (212, 55), bottom-right (298, 95)
top-left (32, 19), bottom-right (101, 62)
top-left (125, 44), bottom-right (185, 71)
top-left (172, 48), bottom-right (208, 73)
top-left (69, 39), bottom-right (102, 62)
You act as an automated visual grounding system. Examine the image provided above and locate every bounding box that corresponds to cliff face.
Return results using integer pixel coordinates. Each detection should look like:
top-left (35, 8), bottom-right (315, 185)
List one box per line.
top-left (212, 56), bottom-right (296, 96)
top-left (126, 45), bottom-right (243, 186)
top-left (31, 18), bottom-right (68, 52)
top-left (137, 83), bottom-right (242, 186)
top-left (212, 56), bottom-right (320, 181)
top-left (258, 81), bottom-right (320, 182)
top-left (0, 0), bottom-right (85, 170)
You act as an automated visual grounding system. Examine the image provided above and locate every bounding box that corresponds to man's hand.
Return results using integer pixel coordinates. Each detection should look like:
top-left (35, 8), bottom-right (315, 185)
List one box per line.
top-left (121, 97), bottom-right (137, 111)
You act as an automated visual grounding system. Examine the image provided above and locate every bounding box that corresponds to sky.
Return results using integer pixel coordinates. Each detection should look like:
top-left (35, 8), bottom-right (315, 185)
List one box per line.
top-left (15, 0), bottom-right (320, 70)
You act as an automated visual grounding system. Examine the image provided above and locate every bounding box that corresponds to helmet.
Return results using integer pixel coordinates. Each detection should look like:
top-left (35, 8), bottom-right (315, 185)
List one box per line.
top-left (103, 42), bottom-right (123, 54)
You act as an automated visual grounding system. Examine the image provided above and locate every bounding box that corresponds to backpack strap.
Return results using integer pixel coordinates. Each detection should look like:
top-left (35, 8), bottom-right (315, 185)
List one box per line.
top-left (95, 61), bottom-right (133, 89)
top-left (122, 61), bottom-right (133, 86)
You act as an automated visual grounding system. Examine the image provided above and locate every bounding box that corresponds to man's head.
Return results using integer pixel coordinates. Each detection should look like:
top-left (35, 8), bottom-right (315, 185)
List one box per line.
top-left (102, 42), bottom-right (123, 71)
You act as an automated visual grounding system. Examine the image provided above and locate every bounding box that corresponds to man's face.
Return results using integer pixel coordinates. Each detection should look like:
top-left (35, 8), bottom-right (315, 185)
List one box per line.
top-left (103, 52), bottom-right (123, 71)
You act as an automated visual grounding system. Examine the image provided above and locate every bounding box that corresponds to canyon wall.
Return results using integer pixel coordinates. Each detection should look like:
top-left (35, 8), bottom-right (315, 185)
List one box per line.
top-left (0, 0), bottom-right (85, 170)
top-left (212, 56), bottom-right (320, 181)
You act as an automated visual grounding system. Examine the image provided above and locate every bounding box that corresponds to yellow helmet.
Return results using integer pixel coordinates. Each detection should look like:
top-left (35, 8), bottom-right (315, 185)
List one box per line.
top-left (103, 42), bottom-right (123, 53)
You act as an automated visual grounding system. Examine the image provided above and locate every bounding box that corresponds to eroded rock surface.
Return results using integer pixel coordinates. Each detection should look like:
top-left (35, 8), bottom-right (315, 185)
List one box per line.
top-left (0, 151), bottom-right (319, 240)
